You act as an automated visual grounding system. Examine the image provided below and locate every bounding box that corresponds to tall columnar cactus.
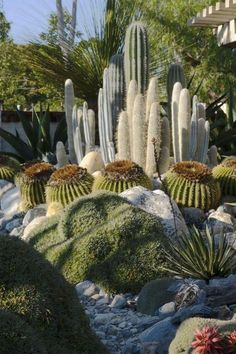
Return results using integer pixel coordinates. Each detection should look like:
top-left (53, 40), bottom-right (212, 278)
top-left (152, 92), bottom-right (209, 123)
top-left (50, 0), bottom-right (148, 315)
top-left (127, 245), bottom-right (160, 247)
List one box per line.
top-left (124, 21), bottom-right (149, 94)
top-left (171, 82), bottom-right (182, 163)
top-left (98, 88), bottom-right (109, 164)
top-left (178, 88), bottom-right (191, 161)
top-left (145, 77), bottom-right (158, 123)
top-left (117, 111), bottom-right (130, 160)
top-left (167, 62), bottom-right (186, 119)
top-left (65, 79), bottom-right (77, 163)
top-left (164, 161), bottom-right (221, 211)
top-left (132, 94), bottom-right (146, 169)
top-left (208, 145), bottom-right (218, 167)
top-left (108, 54), bottom-right (124, 131)
top-left (56, 141), bottom-right (68, 168)
top-left (127, 80), bottom-right (138, 157)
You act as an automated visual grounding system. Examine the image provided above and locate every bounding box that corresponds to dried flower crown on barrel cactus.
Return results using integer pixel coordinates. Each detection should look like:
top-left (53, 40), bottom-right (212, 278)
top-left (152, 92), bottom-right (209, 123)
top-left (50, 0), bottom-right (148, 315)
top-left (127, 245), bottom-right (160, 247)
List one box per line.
top-left (164, 161), bottom-right (221, 211)
top-left (14, 160), bottom-right (41, 186)
top-left (46, 164), bottom-right (94, 207)
top-left (92, 160), bottom-right (152, 193)
top-left (0, 155), bottom-right (20, 183)
top-left (212, 159), bottom-right (236, 197)
top-left (20, 162), bottom-right (55, 211)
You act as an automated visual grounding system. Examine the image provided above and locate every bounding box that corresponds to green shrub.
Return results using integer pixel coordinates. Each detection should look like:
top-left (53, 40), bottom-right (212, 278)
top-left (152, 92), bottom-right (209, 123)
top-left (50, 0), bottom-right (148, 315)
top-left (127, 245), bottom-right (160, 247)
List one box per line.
top-left (27, 191), bottom-right (168, 293)
top-left (0, 236), bottom-right (109, 354)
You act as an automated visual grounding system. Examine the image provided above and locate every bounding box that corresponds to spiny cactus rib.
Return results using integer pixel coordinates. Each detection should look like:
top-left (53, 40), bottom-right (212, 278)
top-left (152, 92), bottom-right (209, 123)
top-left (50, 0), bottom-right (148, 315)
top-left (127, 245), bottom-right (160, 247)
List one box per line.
top-left (158, 147), bottom-right (170, 175)
top-left (98, 88), bottom-right (109, 164)
top-left (213, 159), bottom-right (236, 196)
top-left (171, 82), bottom-right (182, 163)
top-left (88, 109), bottom-right (95, 149)
top-left (161, 117), bottom-right (170, 151)
top-left (132, 94), bottom-right (146, 169)
top-left (56, 141), bottom-right (68, 168)
top-left (145, 77), bottom-right (158, 123)
top-left (127, 80), bottom-right (138, 158)
top-left (194, 118), bottom-right (206, 162)
top-left (178, 88), bottom-right (191, 161)
top-left (167, 62), bottom-right (186, 119)
top-left (93, 160), bottom-right (152, 193)
top-left (46, 164), bottom-right (94, 207)
top-left (117, 111), bottom-right (130, 160)
top-left (108, 54), bottom-right (124, 131)
top-left (82, 102), bottom-right (93, 154)
top-left (124, 21), bottom-right (149, 94)
top-left (201, 120), bottom-right (210, 163)
top-left (189, 112), bottom-right (197, 160)
top-left (65, 79), bottom-right (77, 163)
top-left (208, 145), bottom-right (218, 167)
top-left (164, 161), bottom-right (221, 211)
top-left (145, 102), bottom-right (161, 177)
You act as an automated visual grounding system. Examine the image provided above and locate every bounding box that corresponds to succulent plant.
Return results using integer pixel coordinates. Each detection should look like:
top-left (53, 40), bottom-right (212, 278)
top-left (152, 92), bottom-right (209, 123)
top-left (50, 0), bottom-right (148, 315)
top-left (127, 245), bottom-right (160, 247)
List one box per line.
top-left (19, 162), bottom-right (55, 211)
top-left (92, 160), bottom-right (152, 193)
top-left (164, 161), bottom-right (221, 211)
top-left (191, 326), bottom-right (224, 353)
top-left (0, 155), bottom-right (20, 183)
top-left (46, 164), bottom-right (94, 207)
top-left (212, 159), bottom-right (236, 197)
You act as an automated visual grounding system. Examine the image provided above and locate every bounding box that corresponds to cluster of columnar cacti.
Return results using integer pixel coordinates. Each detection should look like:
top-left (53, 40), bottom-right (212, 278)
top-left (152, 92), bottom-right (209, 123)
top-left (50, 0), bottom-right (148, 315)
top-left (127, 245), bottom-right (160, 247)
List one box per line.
top-left (171, 82), bottom-right (215, 165)
top-left (0, 155), bottom-right (20, 183)
top-left (93, 160), bottom-right (152, 193)
top-left (212, 158), bottom-right (236, 197)
top-left (167, 62), bottom-right (186, 121)
top-left (19, 162), bottom-right (55, 211)
top-left (116, 77), bottom-right (170, 177)
top-left (164, 161), bottom-right (221, 211)
top-left (64, 79), bottom-right (96, 165)
top-left (46, 164), bottom-right (94, 207)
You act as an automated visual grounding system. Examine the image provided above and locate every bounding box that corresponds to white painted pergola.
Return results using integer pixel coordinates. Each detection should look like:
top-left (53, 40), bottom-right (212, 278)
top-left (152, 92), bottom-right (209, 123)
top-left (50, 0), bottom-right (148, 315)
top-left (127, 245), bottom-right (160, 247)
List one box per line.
top-left (188, 0), bottom-right (236, 47)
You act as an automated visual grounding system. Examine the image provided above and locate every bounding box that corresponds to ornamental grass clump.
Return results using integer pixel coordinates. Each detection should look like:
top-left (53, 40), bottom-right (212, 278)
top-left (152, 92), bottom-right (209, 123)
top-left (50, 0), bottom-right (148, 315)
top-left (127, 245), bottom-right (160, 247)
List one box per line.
top-left (212, 159), bottom-right (236, 197)
top-left (92, 160), bottom-right (152, 193)
top-left (20, 162), bottom-right (55, 211)
top-left (164, 161), bottom-right (221, 211)
top-left (164, 226), bottom-right (236, 281)
top-left (46, 164), bottom-right (94, 207)
top-left (0, 155), bottom-right (20, 183)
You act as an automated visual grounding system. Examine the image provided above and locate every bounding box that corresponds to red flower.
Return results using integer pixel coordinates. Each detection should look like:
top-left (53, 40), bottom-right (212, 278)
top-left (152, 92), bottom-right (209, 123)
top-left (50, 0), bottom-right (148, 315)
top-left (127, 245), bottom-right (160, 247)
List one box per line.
top-left (225, 330), bottom-right (236, 353)
top-left (192, 326), bottom-right (224, 354)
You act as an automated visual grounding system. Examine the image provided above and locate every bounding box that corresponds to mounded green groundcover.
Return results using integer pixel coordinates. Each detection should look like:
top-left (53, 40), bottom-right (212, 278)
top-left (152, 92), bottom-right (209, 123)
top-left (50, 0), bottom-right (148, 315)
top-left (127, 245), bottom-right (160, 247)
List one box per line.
top-left (0, 236), bottom-right (109, 354)
top-left (26, 191), bottom-right (169, 293)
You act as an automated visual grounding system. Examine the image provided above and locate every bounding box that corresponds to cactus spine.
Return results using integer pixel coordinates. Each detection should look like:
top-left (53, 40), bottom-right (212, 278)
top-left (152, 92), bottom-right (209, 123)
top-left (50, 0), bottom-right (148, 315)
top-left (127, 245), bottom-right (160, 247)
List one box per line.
top-left (108, 54), bottom-right (124, 131)
top-left (56, 142), bottom-right (68, 168)
top-left (98, 88), bottom-right (109, 164)
top-left (117, 111), bottom-right (130, 160)
top-left (171, 82), bottom-right (182, 163)
top-left (178, 88), bottom-right (191, 161)
top-left (132, 94), bottom-right (146, 169)
top-left (65, 79), bottom-right (77, 163)
top-left (124, 21), bottom-right (149, 94)
top-left (145, 77), bottom-right (158, 123)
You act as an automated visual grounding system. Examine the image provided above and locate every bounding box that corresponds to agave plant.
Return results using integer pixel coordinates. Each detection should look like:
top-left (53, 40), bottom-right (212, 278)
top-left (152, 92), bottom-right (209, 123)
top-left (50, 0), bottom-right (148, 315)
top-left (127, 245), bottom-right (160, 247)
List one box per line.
top-left (0, 107), bottom-right (67, 162)
top-left (163, 226), bottom-right (236, 280)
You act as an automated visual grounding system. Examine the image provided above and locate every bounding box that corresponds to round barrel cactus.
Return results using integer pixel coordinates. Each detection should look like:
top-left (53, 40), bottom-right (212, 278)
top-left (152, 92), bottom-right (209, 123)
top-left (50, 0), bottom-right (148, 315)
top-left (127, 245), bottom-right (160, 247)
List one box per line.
top-left (212, 159), bottom-right (236, 196)
top-left (0, 155), bottom-right (20, 182)
top-left (164, 161), bottom-right (221, 211)
top-left (46, 164), bottom-right (94, 207)
top-left (20, 162), bottom-right (55, 211)
top-left (92, 160), bottom-right (152, 193)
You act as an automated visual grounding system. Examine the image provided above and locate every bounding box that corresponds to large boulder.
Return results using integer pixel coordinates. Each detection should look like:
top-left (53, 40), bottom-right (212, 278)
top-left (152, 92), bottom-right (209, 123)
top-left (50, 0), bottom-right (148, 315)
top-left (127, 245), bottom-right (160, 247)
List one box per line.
top-left (26, 191), bottom-right (169, 293)
top-left (1, 186), bottom-right (20, 215)
top-left (137, 278), bottom-right (179, 315)
top-left (120, 186), bottom-right (188, 239)
top-left (0, 236), bottom-right (109, 354)
top-left (169, 315), bottom-right (236, 353)
top-left (207, 210), bottom-right (236, 234)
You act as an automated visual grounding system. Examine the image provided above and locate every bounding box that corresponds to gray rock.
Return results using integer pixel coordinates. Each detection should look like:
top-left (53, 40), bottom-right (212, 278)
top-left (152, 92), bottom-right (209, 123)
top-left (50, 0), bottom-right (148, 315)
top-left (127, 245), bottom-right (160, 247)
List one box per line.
top-left (209, 274), bottom-right (236, 288)
top-left (22, 205), bottom-right (47, 226)
top-left (217, 204), bottom-right (234, 215)
top-left (0, 180), bottom-right (14, 199)
top-left (139, 317), bottom-right (176, 354)
top-left (9, 225), bottom-right (25, 237)
top-left (137, 278), bottom-right (180, 315)
top-left (110, 295), bottom-right (127, 309)
top-left (171, 304), bottom-right (217, 325)
top-left (94, 313), bottom-right (115, 325)
top-left (75, 280), bottom-right (94, 295)
top-left (83, 283), bottom-right (99, 297)
top-left (181, 207), bottom-right (206, 227)
top-left (158, 301), bottom-right (176, 317)
top-left (5, 218), bottom-right (23, 233)
top-left (120, 186), bottom-right (188, 239)
top-left (22, 216), bottom-right (49, 239)
top-left (1, 187), bottom-right (20, 215)
top-left (207, 211), bottom-right (236, 234)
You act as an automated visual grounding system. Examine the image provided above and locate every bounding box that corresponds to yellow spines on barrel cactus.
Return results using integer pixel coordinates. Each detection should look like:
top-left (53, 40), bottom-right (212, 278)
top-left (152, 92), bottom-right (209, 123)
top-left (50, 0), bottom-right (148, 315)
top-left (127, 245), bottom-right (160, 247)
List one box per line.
top-left (20, 162), bottom-right (56, 211)
top-left (46, 164), bottom-right (94, 207)
top-left (212, 159), bottom-right (236, 197)
top-left (0, 155), bottom-right (20, 183)
top-left (92, 160), bottom-right (152, 193)
top-left (164, 161), bottom-right (221, 211)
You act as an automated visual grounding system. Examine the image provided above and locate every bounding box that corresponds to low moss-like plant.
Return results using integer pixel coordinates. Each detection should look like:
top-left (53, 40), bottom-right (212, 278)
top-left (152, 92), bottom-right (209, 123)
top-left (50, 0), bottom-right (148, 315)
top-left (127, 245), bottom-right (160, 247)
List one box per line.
top-left (213, 159), bottom-right (236, 197)
top-left (92, 160), bottom-right (152, 193)
top-left (0, 236), bottom-right (109, 354)
top-left (19, 162), bottom-right (55, 211)
top-left (46, 164), bottom-right (94, 207)
top-left (0, 155), bottom-right (20, 182)
top-left (164, 161), bottom-right (221, 211)
top-left (26, 191), bottom-right (168, 293)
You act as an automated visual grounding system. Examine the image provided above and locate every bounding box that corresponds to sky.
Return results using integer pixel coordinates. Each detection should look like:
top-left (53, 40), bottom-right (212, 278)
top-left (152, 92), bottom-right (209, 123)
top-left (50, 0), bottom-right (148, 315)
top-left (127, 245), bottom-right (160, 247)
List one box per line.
top-left (4, 0), bottom-right (103, 43)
